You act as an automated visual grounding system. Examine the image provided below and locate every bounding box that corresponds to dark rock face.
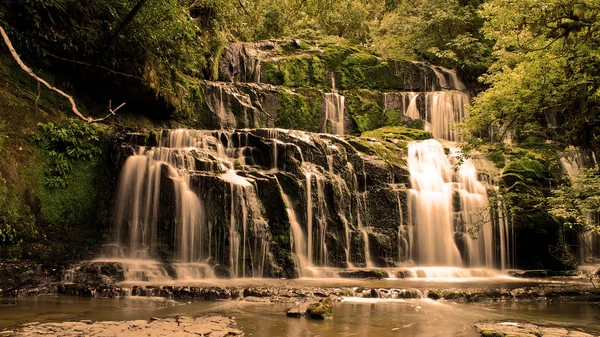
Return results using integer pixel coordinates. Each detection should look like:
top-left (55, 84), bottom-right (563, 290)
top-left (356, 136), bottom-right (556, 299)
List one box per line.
top-left (219, 42), bottom-right (275, 83)
top-left (108, 128), bottom-right (411, 279)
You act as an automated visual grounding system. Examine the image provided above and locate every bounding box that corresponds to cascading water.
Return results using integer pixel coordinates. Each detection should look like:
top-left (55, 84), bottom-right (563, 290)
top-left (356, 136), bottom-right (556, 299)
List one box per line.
top-left (108, 129), bottom-right (271, 280)
top-left (383, 66), bottom-right (469, 142)
top-left (403, 139), bottom-right (509, 269)
top-left (323, 93), bottom-right (345, 135)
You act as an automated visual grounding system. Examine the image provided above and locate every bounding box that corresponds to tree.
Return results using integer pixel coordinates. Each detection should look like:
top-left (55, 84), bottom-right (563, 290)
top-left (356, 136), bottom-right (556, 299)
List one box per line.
top-left (370, 0), bottom-right (492, 79)
top-left (467, 0), bottom-right (600, 151)
top-left (549, 168), bottom-right (600, 234)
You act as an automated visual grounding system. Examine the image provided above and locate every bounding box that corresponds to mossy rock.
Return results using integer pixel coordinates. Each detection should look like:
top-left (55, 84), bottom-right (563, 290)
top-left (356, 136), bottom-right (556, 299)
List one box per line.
top-left (344, 89), bottom-right (384, 134)
top-left (306, 298), bottom-right (334, 319)
top-left (275, 88), bottom-right (322, 132)
top-left (261, 55), bottom-right (328, 88)
top-left (361, 126), bottom-right (433, 141)
top-left (349, 136), bottom-right (407, 166)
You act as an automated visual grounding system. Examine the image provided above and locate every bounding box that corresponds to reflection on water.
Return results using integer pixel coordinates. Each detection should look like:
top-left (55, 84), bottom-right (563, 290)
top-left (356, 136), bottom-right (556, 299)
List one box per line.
top-left (1, 297), bottom-right (598, 336)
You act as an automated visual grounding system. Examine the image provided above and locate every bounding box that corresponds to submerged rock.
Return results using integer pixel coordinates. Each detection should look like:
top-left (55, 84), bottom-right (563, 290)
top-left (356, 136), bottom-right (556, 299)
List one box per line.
top-left (286, 303), bottom-right (309, 317)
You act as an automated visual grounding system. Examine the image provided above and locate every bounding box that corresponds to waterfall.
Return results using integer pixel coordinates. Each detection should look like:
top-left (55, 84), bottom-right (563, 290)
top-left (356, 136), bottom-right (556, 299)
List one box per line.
top-left (383, 66), bottom-right (469, 141)
top-left (404, 139), bottom-right (508, 268)
top-left (106, 126), bottom-right (513, 281)
top-left (323, 93), bottom-right (345, 135)
top-left (110, 129), bottom-right (270, 280)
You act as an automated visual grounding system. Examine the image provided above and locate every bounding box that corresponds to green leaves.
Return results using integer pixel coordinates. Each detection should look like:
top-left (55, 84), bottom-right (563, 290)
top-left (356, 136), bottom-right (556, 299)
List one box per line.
top-left (468, 0), bottom-right (600, 149)
top-left (36, 120), bottom-right (103, 188)
top-left (549, 168), bottom-right (600, 233)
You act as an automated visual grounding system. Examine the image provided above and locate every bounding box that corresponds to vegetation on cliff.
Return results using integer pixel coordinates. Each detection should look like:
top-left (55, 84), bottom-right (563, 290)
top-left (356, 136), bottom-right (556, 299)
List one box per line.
top-left (0, 0), bottom-right (598, 269)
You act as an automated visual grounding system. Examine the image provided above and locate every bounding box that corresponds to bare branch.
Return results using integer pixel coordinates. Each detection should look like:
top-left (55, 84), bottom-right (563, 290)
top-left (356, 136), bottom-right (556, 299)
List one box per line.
top-left (0, 24), bottom-right (122, 123)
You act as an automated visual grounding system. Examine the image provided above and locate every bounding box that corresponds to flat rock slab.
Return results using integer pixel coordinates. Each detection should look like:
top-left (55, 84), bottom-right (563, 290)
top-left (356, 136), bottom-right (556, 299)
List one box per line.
top-left (8, 315), bottom-right (243, 337)
top-left (475, 322), bottom-right (594, 337)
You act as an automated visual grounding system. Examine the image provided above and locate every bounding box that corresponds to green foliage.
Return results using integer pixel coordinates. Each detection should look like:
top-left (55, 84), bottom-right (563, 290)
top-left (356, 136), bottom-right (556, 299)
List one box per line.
top-left (37, 160), bottom-right (98, 228)
top-left (549, 168), bottom-right (600, 233)
top-left (468, 0), bottom-right (600, 150)
top-left (35, 120), bottom-right (103, 188)
top-left (371, 0), bottom-right (492, 78)
top-left (0, 177), bottom-right (35, 245)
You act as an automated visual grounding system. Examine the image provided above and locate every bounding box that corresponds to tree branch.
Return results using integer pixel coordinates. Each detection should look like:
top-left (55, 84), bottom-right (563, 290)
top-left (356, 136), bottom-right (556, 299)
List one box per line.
top-left (0, 25), bottom-right (123, 123)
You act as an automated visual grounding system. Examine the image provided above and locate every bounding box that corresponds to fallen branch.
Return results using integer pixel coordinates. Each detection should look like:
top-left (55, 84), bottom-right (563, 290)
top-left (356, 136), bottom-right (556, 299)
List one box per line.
top-left (0, 24), bottom-right (123, 123)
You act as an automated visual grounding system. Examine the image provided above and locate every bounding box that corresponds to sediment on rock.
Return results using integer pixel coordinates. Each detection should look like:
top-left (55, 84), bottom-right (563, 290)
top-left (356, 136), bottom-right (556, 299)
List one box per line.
top-left (475, 322), bottom-right (595, 337)
top-left (6, 315), bottom-right (243, 337)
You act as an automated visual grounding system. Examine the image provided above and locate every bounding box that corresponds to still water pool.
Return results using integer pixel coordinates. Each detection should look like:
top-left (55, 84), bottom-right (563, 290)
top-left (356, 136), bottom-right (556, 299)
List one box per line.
top-left (1, 295), bottom-right (598, 336)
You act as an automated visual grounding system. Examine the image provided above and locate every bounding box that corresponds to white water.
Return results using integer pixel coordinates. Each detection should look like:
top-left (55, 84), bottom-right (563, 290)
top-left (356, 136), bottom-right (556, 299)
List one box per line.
top-left (383, 67), bottom-right (469, 141)
top-left (323, 93), bottom-right (345, 135)
top-left (111, 129), bottom-right (270, 280)
top-left (405, 140), bottom-right (508, 268)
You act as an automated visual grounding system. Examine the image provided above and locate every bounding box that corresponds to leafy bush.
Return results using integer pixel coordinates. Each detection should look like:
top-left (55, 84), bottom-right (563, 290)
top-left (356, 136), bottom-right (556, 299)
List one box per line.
top-left (35, 120), bottom-right (103, 188)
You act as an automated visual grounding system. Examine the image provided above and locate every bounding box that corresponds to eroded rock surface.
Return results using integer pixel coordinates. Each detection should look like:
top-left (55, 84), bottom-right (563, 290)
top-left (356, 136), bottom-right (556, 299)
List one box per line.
top-left (475, 322), bottom-right (594, 337)
top-left (7, 315), bottom-right (243, 337)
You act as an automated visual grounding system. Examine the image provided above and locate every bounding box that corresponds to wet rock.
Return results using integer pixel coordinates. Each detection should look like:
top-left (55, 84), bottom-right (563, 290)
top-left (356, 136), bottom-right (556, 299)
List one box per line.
top-left (242, 296), bottom-right (271, 303)
top-left (475, 322), bottom-right (594, 337)
top-left (427, 290), bottom-right (441, 300)
top-left (339, 270), bottom-right (388, 279)
top-left (243, 287), bottom-right (273, 298)
top-left (306, 298), bottom-right (333, 320)
top-left (13, 315), bottom-right (244, 337)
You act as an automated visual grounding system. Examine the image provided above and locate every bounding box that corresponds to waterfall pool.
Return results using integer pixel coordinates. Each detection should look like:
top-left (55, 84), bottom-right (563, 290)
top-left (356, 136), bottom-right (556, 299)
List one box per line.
top-left (1, 293), bottom-right (598, 336)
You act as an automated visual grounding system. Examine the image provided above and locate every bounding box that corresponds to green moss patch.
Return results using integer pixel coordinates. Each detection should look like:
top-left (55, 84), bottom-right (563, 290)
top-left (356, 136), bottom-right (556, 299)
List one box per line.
top-left (361, 126), bottom-right (433, 141)
top-left (276, 88), bottom-right (322, 132)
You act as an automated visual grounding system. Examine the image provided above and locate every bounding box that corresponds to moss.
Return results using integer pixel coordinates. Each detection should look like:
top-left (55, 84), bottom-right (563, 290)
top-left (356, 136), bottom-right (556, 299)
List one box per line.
top-left (361, 126), bottom-right (433, 141)
top-left (344, 89), bottom-right (385, 134)
top-left (263, 54), bottom-right (328, 88)
top-left (261, 61), bottom-right (284, 85)
top-left (306, 298), bottom-right (334, 319)
top-left (322, 45), bottom-right (361, 70)
top-left (37, 160), bottom-right (98, 227)
top-left (276, 88), bottom-right (322, 132)
top-left (350, 137), bottom-right (407, 166)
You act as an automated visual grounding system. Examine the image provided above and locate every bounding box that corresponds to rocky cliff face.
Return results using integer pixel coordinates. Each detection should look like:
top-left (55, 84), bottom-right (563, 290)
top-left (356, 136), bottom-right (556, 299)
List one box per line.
top-left (196, 41), bottom-right (454, 135)
top-left (110, 129), bottom-right (411, 278)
